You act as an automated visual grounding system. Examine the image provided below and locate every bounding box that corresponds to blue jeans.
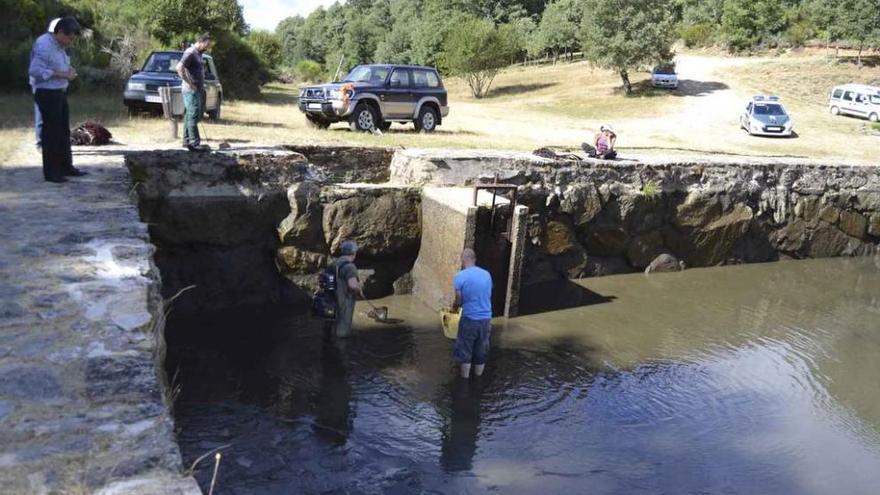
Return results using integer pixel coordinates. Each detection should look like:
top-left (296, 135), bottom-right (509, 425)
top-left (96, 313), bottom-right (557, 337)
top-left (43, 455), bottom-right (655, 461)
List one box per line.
top-left (453, 317), bottom-right (491, 365)
top-left (183, 91), bottom-right (204, 146)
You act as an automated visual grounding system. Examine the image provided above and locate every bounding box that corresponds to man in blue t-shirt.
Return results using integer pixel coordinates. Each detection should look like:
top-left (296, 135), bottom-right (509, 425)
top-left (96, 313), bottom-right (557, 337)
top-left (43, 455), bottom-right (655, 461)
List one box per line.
top-left (452, 248), bottom-right (493, 378)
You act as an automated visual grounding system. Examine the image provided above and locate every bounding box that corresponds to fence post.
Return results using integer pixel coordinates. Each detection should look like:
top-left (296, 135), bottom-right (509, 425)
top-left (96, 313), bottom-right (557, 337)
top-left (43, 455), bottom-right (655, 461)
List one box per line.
top-left (158, 86), bottom-right (178, 140)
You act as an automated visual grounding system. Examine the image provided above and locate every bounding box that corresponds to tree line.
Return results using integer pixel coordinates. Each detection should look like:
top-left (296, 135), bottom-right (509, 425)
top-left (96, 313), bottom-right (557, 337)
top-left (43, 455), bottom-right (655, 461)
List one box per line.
top-left (274, 0), bottom-right (879, 96)
top-left (0, 0), bottom-right (271, 98)
top-left (1, 0), bottom-right (877, 98)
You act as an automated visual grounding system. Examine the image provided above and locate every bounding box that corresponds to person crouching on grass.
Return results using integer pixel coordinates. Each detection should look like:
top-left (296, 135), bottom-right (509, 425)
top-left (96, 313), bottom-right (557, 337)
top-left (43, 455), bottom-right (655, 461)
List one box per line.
top-left (582, 124), bottom-right (618, 160)
top-left (452, 249), bottom-right (493, 379)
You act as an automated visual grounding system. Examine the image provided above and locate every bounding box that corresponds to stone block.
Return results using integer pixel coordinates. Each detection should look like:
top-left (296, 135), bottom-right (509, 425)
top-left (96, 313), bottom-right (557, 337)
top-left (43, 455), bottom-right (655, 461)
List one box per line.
top-left (869, 213), bottom-right (880, 237)
top-left (322, 187), bottom-right (421, 258)
top-left (838, 210), bottom-right (868, 238)
top-left (559, 184), bottom-right (602, 227)
top-left (626, 231), bottom-right (666, 269)
top-left (674, 193), bottom-right (721, 228)
top-left (645, 253), bottom-right (684, 274)
top-left (543, 220), bottom-right (578, 255)
top-left (819, 205), bottom-right (841, 225)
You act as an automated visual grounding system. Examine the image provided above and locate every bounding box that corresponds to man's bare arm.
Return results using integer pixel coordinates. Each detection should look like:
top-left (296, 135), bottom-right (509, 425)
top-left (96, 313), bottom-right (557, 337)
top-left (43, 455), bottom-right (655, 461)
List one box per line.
top-left (347, 277), bottom-right (364, 299)
top-left (176, 61), bottom-right (195, 87)
top-left (452, 290), bottom-right (462, 311)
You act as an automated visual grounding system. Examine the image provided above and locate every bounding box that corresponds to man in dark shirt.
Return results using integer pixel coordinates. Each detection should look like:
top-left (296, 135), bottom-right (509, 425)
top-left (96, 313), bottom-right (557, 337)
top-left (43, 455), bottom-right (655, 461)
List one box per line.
top-left (176, 34), bottom-right (212, 151)
top-left (329, 240), bottom-right (364, 338)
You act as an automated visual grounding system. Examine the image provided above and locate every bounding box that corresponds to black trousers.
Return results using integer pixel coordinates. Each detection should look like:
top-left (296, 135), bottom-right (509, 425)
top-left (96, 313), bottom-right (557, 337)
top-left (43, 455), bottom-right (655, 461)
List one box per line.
top-left (34, 89), bottom-right (73, 180)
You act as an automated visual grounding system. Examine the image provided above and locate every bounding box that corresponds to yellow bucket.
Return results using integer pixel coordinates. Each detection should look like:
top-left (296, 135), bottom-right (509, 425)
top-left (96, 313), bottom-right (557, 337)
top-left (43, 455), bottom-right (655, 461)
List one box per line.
top-left (440, 308), bottom-right (461, 340)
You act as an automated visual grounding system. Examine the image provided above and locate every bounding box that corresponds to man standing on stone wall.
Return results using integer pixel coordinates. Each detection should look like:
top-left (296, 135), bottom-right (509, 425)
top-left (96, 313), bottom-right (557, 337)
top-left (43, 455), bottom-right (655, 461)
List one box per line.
top-left (452, 248), bottom-right (493, 378)
top-left (28, 17), bottom-right (87, 183)
top-left (176, 34), bottom-right (212, 152)
top-left (329, 240), bottom-right (364, 338)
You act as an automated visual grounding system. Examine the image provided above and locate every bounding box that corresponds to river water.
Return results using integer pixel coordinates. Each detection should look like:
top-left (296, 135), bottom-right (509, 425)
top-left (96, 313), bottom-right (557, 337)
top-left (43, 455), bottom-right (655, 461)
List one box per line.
top-left (166, 257), bottom-right (880, 494)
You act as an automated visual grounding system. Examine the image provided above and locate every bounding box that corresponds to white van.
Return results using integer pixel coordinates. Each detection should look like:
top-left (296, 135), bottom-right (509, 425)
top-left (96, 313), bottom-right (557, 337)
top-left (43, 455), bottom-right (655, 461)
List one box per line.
top-left (829, 84), bottom-right (880, 122)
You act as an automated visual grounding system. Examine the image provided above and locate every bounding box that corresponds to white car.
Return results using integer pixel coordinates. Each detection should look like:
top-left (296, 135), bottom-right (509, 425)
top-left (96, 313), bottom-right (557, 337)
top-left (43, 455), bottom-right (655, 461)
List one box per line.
top-left (740, 96), bottom-right (793, 137)
top-left (829, 84), bottom-right (880, 122)
top-left (651, 65), bottom-right (678, 89)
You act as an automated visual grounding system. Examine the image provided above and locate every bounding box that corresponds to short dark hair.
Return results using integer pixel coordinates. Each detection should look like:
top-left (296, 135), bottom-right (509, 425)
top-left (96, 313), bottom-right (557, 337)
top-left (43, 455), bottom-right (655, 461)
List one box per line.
top-left (55, 17), bottom-right (81, 36)
top-left (198, 33), bottom-right (212, 43)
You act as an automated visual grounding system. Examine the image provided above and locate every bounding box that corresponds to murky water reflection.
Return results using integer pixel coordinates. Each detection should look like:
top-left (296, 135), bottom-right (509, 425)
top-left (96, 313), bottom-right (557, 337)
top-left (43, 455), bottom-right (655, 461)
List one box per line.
top-left (167, 257), bottom-right (880, 494)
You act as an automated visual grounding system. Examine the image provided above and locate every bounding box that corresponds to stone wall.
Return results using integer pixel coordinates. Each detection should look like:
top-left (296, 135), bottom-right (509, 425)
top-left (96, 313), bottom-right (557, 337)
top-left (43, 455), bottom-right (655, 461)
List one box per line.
top-left (390, 149), bottom-right (880, 284)
top-left (126, 149), bottom-right (422, 314)
top-left (277, 183), bottom-right (422, 300)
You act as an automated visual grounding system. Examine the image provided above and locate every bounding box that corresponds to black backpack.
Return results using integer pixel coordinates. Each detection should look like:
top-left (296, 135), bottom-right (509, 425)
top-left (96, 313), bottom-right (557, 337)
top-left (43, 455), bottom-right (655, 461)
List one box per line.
top-left (311, 261), bottom-right (350, 320)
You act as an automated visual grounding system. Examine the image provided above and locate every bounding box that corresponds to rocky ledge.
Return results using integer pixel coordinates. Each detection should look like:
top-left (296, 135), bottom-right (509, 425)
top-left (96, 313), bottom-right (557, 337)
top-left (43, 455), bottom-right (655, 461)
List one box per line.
top-left (391, 149), bottom-right (880, 283)
top-left (126, 149), bottom-right (421, 315)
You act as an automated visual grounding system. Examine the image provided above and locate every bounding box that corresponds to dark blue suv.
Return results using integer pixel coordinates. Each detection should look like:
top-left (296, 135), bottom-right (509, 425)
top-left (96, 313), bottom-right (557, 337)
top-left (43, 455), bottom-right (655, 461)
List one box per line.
top-left (298, 64), bottom-right (449, 132)
top-left (123, 51), bottom-right (223, 119)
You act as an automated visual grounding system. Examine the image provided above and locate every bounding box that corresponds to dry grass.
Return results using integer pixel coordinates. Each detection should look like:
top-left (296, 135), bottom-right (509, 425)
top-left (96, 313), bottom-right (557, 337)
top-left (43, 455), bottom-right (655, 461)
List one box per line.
top-left (446, 61), bottom-right (683, 120)
top-left (2, 53), bottom-right (879, 164)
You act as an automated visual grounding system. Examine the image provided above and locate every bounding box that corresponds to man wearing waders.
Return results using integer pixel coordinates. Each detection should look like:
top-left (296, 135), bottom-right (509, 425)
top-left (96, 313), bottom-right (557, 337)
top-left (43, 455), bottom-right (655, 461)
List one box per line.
top-left (452, 248), bottom-right (493, 378)
top-left (328, 240), bottom-right (364, 338)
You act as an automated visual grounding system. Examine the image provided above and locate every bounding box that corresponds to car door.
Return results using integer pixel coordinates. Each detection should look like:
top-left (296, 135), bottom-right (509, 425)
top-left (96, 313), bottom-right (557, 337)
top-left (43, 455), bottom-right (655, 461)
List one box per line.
top-left (412, 68), bottom-right (446, 113)
top-left (841, 91), bottom-right (856, 115)
top-left (854, 93), bottom-right (870, 117)
top-left (742, 103), bottom-right (752, 128)
top-left (382, 68), bottom-right (414, 119)
top-left (203, 57), bottom-right (219, 110)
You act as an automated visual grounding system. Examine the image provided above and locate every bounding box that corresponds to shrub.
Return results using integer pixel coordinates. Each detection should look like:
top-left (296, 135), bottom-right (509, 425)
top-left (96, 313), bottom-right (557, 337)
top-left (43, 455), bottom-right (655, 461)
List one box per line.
top-left (440, 17), bottom-right (520, 98)
top-left (294, 60), bottom-right (324, 82)
top-left (210, 31), bottom-right (271, 100)
top-left (246, 30), bottom-right (282, 72)
top-left (679, 23), bottom-right (714, 48)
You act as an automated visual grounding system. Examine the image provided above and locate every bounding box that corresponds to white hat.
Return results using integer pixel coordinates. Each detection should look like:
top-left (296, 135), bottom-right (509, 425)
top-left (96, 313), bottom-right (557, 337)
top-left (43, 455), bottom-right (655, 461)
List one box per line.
top-left (603, 124), bottom-right (616, 134)
top-left (48, 18), bottom-right (61, 33)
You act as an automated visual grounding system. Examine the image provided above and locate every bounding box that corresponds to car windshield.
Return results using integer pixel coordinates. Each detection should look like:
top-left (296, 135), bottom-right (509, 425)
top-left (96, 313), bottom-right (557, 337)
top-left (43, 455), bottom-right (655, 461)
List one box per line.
top-left (870, 95), bottom-right (880, 105)
top-left (343, 66), bottom-right (389, 83)
top-left (142, 53), bottom-right (181, 73)
top-left (654, 66), bottom-right (675, 75)
top-left (754, 103), bottom-right (786, 116)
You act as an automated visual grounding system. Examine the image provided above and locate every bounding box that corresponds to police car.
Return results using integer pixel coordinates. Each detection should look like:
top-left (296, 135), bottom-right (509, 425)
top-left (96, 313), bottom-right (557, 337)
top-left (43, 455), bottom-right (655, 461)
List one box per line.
top-left (740, 96), bottom-right (793, 137)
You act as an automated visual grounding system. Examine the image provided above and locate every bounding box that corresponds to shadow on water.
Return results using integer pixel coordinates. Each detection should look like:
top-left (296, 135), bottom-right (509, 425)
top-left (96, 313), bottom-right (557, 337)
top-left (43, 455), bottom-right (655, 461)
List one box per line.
top-left (517, 279), bottom-right (616, 316)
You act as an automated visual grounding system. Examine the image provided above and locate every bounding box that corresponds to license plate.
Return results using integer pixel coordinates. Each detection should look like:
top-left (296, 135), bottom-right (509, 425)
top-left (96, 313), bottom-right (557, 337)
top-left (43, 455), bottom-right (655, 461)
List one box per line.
top-left (767, 126), bottom-right (782, 131)
top-left (144, 95), bottom-right (162, 103)
top-left (307, 103), bottom-right (323, 110)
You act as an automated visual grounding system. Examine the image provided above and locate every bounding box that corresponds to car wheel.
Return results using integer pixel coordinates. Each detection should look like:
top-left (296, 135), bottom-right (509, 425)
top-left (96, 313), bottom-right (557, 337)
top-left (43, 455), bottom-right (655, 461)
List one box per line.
top-left (306, 115), bottom-right (331, 129)
top-left (869, 113), bottom-right (879, 123)
top-left (414, 106), bottom-right (438, 133)
top-left (830, 106), bottom-right (840, 116)
top-left (207, 96), bottom-right (222, 121)
top-left (349, 103), bottom-right (377, 132)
